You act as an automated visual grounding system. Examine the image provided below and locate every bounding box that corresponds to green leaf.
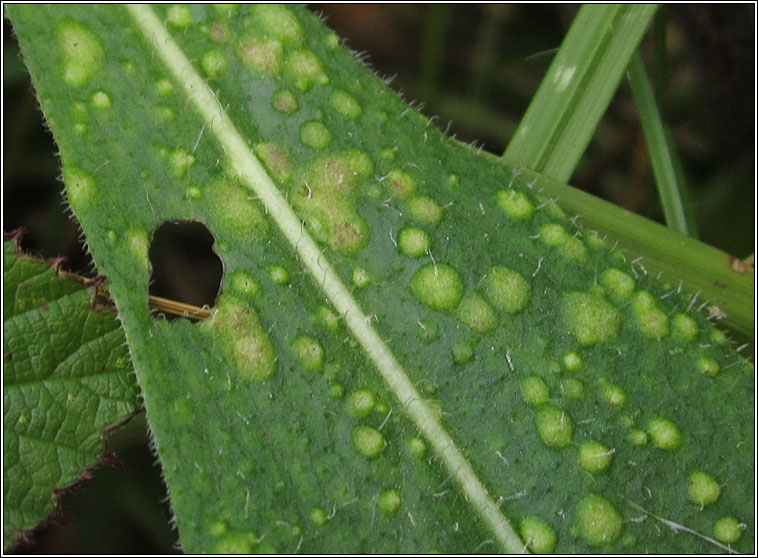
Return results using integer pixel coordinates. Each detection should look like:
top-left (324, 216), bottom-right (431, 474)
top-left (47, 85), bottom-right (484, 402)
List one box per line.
top-left (3, 232), bottom-right (139, 551)
top-left (8, 4), bottom-right (753, 553)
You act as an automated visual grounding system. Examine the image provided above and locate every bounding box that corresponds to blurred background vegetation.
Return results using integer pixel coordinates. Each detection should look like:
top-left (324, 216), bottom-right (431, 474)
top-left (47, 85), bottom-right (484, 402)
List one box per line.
top-left (3, 4), bottom-right (754, 553)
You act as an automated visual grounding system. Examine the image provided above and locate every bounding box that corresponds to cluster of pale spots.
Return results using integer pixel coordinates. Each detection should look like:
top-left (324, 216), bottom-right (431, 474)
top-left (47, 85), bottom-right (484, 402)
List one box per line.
top-left (27, 3), bottom-right (751, 553)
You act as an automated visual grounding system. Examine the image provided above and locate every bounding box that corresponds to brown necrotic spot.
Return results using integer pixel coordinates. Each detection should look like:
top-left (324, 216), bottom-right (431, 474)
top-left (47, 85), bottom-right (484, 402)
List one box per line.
top-left (148, 221), bottom-right (223, 321)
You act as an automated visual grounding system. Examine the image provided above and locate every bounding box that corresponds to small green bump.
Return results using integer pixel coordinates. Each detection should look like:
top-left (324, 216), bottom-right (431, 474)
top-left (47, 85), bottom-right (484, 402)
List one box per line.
top-left (585, 231), bottom-right (610, 250)
top-left (209, 520), bottom-right (228, 537)
top-left (408, 196), bottom-right (443, 225)
top-left (452, 341), bottom-right (474, 364)
top-left (292, 336), bottom-right (324, 372)
top-left (483, 266), bottom-right (531, 314)
top-left (239, 37), bottom-right (283, 75)
top-left (352, 425), bottom-right (386, 458)
top-left (562, 292), bottom-right (620, 346)
top-left (167, 4), bottom-right (193, 27)
top-left (63, 166), bottom-right (98, 211)
top-left (328, 383), bottom-right (345, 399)
top-left (710, 329), bottom-right (728, 345)
top-left (285, 49), bottom-right (329, 91)
top-left (560, 379), bottom-right (584, 399)
top-left (688, 471), bottom-right (721, 507)
top-left (250, 4), bottom-right (303, 43)
top-left (213, 4), bottom-right (238, 17)
top-left (57, 20), bottom-right (104, 87)
top-left (408, 437), bottom-right (426, 457)
top-left (417, 320), bottom-right (439, 343)
top-left (348, 389), bottom-right (376, 418)
top-left (73, 123), bottom-right (87, 134)
top-left (647, 418), bottom-right (681, 450)
top-left (299, 121), bottom-right (332, 150)
top-left (496, 189), bottom-right (534, 220)
top-left (186, 185), bottom-right (203, 200)
top-left (575, 494), bottom-right (624, 546)
top-left (698, 356), bottom-right (720, 377)
top-left (208, 179), bottom-right (268, 238)
top-left (315, 305), bottom-right (340, 332)
top-left (398, 227), bottom-right (430, 258)
top-left (202, 49), bottom-right (228, 77)
top-left (578, 441), bottom-right (614, 473)
top-left (385, 169), bottom-right (417, 200)
top-left (156, 106), bottom-right (175, 122)
top-left (600, 268), bottom-right (635, 302)
top-left (374, 402), bottom-right (389, 416)
top-left (90, 90), bottom-right (111, 109)
top-left (352, 267), bottom-right (371, 288)
top-left (272, 89), bottom-right (298, 114)
top-left (563, 351), bottom-right (583, 371)
top-left (269, 265), bottom-right (290, 285)
top-left (255, 142), bottom-right (292, 184)
top-left (377, 490), bottom-right (401, 516)
top-left (379, 147), bottom-right (397, 161)
top-left (330, 89), bottom-right (363, 119)
top-left (230, 270), bottom-right (261, 297)
top-left (628, 429), bottom-right (648, 446)
top-left (602, 383), bottom-right (626, 407)
top-left (632, 291), bottom-right (670, 339)
top-left (672, 313), bottom-right (698, 341)
top-left (309, 508), bottom-right (328, 527)
top-left (520, 376), bottom-right (550, 407)
top-left (325, 32), bottom-right (340, 49)
top-left (536, 406), bottom-right (574, 448)
top-left (456, 292), bottom-right (497, 333)
top-left (519, 515), bottom-right (557, 554)
top-left (540, 223), bottom-right (587, 262)
top-left (410, 263), bottom-right (464, 311)
top-left (156, 79), bottom-right (174, 96)
top-left (127, 229), bottom-right (150, 270)
top-left (714, 517), bottom-right (743, 544)
top-left (171, 149), bottom-right (196, 179)
top-left (213, 532), bottom-right (256, 554)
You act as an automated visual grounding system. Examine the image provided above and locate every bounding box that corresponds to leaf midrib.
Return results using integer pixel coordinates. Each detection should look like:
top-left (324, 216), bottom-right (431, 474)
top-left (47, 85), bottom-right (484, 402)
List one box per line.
top-left (125, 5), bottom-right (525, 553)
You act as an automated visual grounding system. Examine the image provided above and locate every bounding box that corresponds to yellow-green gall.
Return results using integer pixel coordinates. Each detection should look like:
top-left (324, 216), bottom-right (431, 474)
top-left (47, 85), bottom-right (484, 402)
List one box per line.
top-left (562, 292), bottom-right (620, 345)
top-left (628, 429), bottom-right (648, 446)
top-left (483, 266), bottom-right (531, 313)
top-left (269, 265), bottom-right (290, 285)
top-left (520, 376), bottom-right (550, 407)
top-left (386, 169), bottom-right (417, 199)
top-left (563, 351), bottom-right (583, 371)
top-left (352, 267), bottom-right (371, 288)
top-left (285, 49), bottom-right (329, 91)
top-left (310, 507), bottom-right (327, 526)
top-left (698, 356), bottom-right (720, 377)
top-left (578, 441), bottom-right (614, 473)
top-left (714, 517), bottom-right (744, 544)
top-left (167, 4), bottom-right (193, 27)
top-left (417, 320), bottom-right (439, 342)
top-left (672, 313), bottom-right (698, 341)
top-left (536, 407), bottom-right (574, 448)
top-left (408, 196), bottom-right (443, 225)
top-left (90, 90), bottom-right (111, 109)
top-left (299, 120), bottom-right (332, 150)
top-left (497, 189), bottom-right (534, 220)
top-left (456, 292), bottom-right (497, 333)
top-left (647, 418), bottom-right (681, 450)
top-left (452, 341), bottom-right (474, 364)
top-left (352, 425), bottom-right (386, 458)
top-left (171, 149), bottom-right (196, 179)
top-left (632, 291), bottom-right (670, 339)
top-left (239, 37), bottom-right (283, 75)
top-left (348, 389), bottom-right (376, 418)
top-left (602, 383), bottom-right (626, 407)
top-left (292, 336), bottom-right (324, 372)
top-left (519, 515), bottom-right (557, 554)
top-left (57, 20), bottom-right (104, 87)
top-left (330, 89), bottom-right (363, 119)
top-left (201, 49), bottom-right (228, 77)
top-left (688, 471), bottom-right (721, 507)
top-left (540, 223), bottom-right (587, 262)
top-left (560, 378), bottom-right (584, 399)
top-left (272, 89), bottom-right (298, 114)
top-left (377, 490), bottom-right (401, 516)
top-left (600, 268), bottom-right (635, 302)
top-left (408, 437), bottom-right (426, 457)
top-left (575, 494), bottom-right (624, 547)
top-left (315, 305), bottom-right (340, 332)
top-left (398, 227), bottom-right (430, 258)
top-left (411, 263), bottom-right (463, 311)
top-left (255, 142), bottom-right (292, 184)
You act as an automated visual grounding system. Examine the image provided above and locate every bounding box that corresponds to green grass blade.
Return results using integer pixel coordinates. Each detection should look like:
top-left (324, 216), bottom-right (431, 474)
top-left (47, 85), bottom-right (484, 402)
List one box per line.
top-left (628, 51), bottom-right (698, 237)
top-left (504, 4), bottom-right (658, 182)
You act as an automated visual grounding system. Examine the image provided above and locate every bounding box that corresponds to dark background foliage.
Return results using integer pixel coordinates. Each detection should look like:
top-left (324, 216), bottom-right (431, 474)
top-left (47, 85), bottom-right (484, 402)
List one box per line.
top-left (3, 5), bottom-right (754, 553)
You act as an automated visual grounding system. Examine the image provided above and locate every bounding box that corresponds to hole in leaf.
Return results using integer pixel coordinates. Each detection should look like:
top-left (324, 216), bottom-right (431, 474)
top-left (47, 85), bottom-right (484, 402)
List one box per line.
top-left (148, 221), bottom-right (223, 321)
